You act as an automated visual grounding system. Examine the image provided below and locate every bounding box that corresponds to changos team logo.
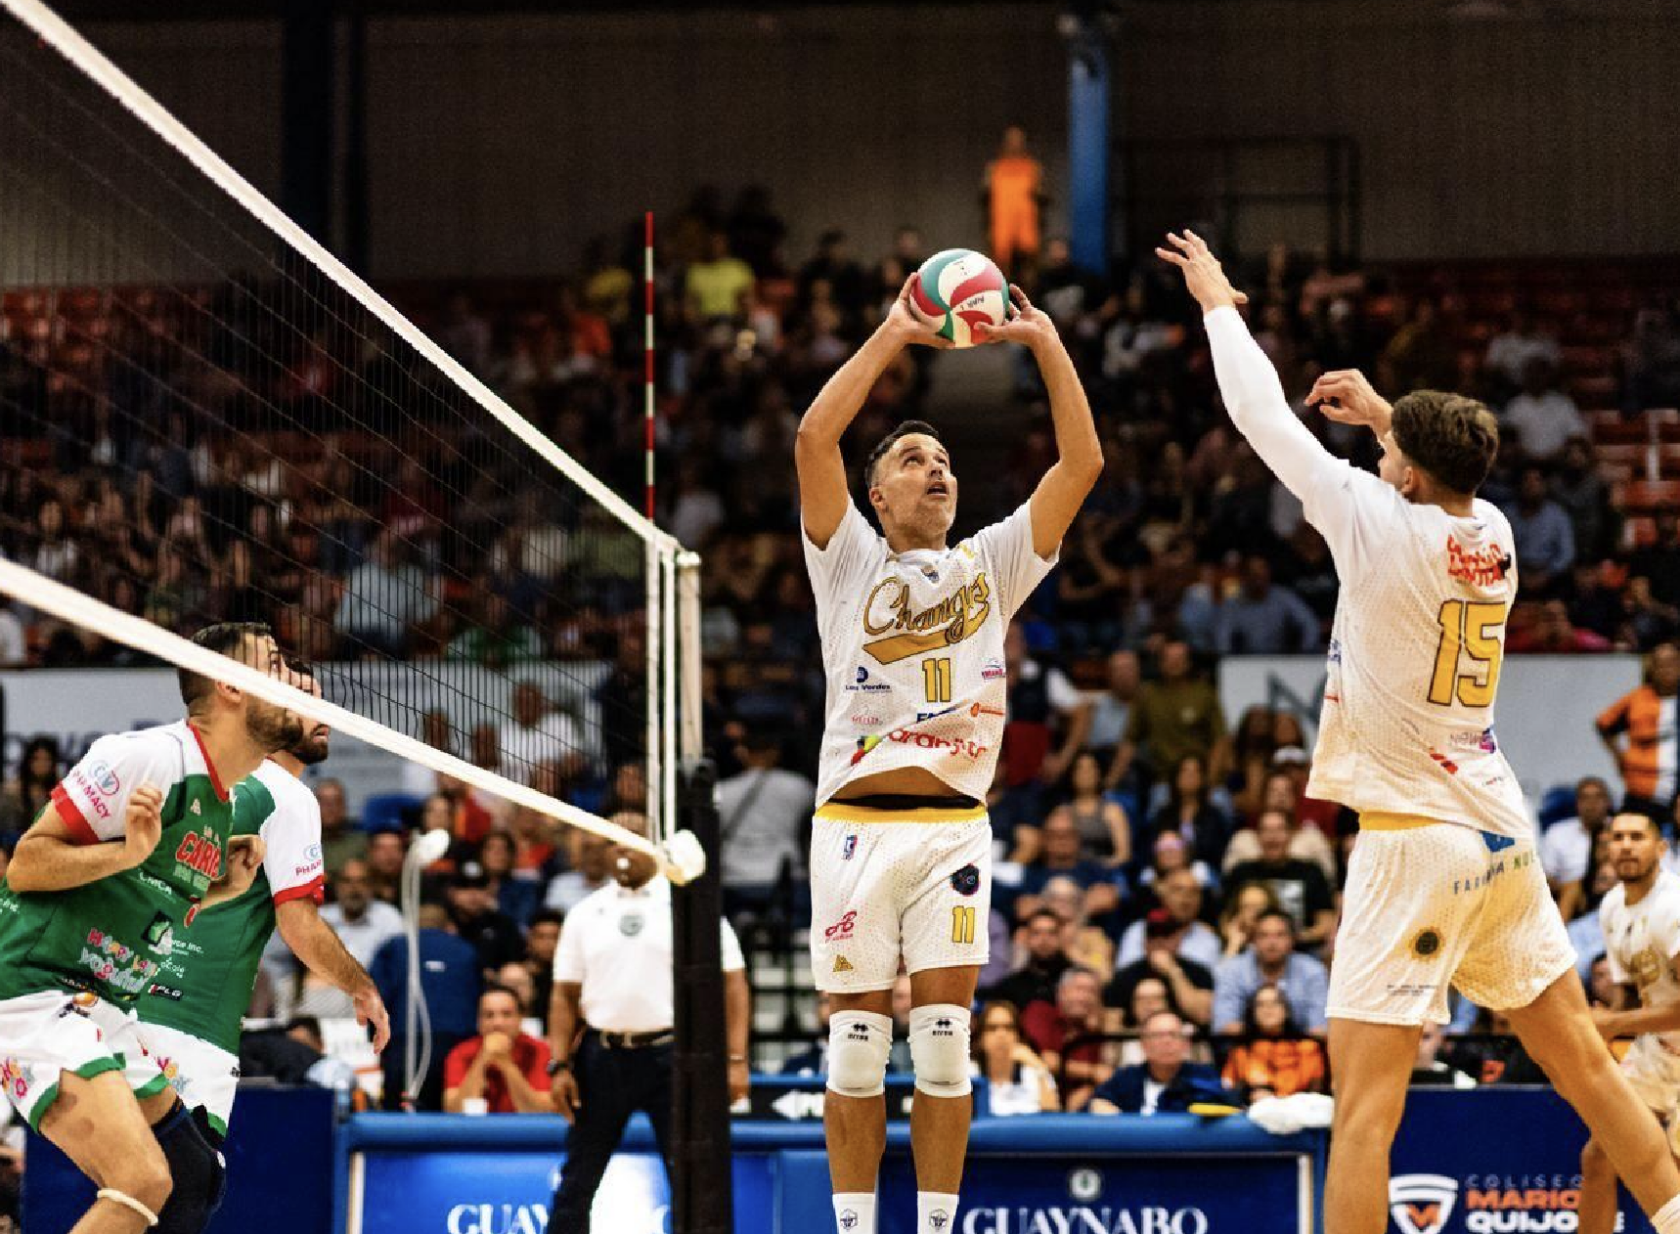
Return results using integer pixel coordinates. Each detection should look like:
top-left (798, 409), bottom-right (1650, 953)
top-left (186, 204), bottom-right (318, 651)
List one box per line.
top-left (1389, 1174), bottom-right (1459, 1234)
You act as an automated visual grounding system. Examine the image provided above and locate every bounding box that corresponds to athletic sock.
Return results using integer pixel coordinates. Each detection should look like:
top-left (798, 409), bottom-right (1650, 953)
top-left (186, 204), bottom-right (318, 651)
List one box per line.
top-left (918, 1191), bottom-right (959, 1234)
top-left (833, 1191), bottom-right (876, 1234)
top-left (1652, 1194), bottom-right (1680, 1233)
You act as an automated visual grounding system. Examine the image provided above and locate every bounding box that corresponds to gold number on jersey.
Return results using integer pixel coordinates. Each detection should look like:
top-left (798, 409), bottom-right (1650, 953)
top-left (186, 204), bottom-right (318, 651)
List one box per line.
top-left (950, 905), bottom-right (976, 945)
top-left (922, 657), bottom-right (953, 704)
top-left (1428, 599), bottom-right (1506, 707)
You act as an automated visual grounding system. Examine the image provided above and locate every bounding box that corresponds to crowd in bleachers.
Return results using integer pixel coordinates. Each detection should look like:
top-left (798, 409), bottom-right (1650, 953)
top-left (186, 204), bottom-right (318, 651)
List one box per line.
top-left (5, 185), bottom-right (1680, 1127)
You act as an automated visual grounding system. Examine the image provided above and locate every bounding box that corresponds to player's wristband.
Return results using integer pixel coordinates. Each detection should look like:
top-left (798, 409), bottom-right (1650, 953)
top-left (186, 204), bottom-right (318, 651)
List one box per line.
top-left (728, 1054), bottom-right (747, 1064)
top-left (546, 1058), bottom-right (571, 1077)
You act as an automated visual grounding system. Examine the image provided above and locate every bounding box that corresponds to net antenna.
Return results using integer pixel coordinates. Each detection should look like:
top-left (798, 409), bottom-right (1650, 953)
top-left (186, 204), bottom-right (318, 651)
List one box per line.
top-left (0, 0), bottom-right (706, 877)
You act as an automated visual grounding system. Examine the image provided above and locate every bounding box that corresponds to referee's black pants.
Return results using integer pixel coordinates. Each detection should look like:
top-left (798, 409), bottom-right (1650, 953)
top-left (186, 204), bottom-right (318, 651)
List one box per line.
top-left (550, 1031), bottom-right (674, 1233)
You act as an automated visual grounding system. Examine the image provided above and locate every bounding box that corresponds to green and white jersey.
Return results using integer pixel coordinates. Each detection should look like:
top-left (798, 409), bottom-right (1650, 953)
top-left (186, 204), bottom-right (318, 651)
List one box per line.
top-left (138, 760), bottom-right (326, 1053)
top-left (0, 721), bottom-right (237, 1008)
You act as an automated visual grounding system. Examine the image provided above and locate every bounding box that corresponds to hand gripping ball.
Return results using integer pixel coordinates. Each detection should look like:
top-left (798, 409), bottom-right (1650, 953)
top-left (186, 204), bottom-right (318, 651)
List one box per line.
top-left (912, 248), bottom-right (1011, 348)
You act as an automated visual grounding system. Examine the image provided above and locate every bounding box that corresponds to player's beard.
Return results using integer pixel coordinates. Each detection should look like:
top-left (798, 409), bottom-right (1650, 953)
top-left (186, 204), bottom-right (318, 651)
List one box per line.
top-left (289, 726), bottom-right (331, 766)
top-left (246, 699), bottom-right (305, 753)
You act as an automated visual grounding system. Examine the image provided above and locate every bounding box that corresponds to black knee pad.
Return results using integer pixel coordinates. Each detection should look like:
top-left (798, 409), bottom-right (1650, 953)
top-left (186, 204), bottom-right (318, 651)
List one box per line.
top-left (151, 1102), bottom-right (227, 1234)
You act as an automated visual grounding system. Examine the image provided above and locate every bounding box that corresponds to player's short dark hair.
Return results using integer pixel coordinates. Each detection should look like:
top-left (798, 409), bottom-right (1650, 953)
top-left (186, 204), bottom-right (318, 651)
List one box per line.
top-left (1253, 908), bottom-right (1297, 936)
top-left (1390, 390), bottom-right (1500, 497)
top-left (177, 621), bottom-right (276, 712)
top-left (1615, 810), bottom-right (1664, 837)
top-left (864, 419), bottom-right (942, 489)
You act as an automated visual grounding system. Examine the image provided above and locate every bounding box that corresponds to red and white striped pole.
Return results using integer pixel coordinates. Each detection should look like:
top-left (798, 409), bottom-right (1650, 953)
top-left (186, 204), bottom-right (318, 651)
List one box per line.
top-left (643, 211), bottom-right (656, 523)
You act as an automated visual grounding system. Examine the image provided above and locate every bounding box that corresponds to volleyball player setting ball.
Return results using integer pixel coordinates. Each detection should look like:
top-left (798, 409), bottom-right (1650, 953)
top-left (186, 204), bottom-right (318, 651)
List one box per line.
top-left (1157, 228), bottom-right (1680, 1234)
top-left (795, 249), bottom-right (1100, 1234)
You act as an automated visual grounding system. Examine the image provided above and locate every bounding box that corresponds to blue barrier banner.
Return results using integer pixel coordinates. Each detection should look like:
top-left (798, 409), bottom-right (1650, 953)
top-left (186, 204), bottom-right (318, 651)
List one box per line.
top-left (1390, 1087), bottom-right (1650, 1234)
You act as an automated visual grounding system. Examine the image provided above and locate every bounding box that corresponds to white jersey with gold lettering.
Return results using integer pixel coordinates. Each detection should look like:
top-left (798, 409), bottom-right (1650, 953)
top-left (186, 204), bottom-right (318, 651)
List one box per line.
top-left (1604, 873), bottom-right (1680, 1057)
top-left (802, 500), bottom-right (1057, 806)
top-left (1205, 306), bottom-right (1531, 840)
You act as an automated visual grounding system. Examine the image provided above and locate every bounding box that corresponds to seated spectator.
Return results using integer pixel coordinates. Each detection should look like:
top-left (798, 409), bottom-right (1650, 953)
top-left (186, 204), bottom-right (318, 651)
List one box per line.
top-left (316, 778), bottom-right (366, 876)
top-left (498, 681), bottom-right (581, 786)
top-left (1223, 772), bottom-right (1337, 880)
top-left (781, 992), bottom-right (832, 1076)
top-left (524, 909), bottom-right (563, 1032)
top-left (449, 863), bottom-right (526, 976)
top-left (1089, 1011), bottom-right (1232, 1115)
top-left (972, 1000), bottom-right (1060, 1115)
top-left (1014, 812), bottom-right (1124, 928)
top-left (1509, 598), bottom-right (1611, 654)
top-left (508, 803), bottom-right (559, 878)
top-left (546, 828), bottom-right (616, 914)
top-left (1145, 753), bottom-right (1231, 872)
top-left (1217, 882), bottom-right (1281, 961)
top-left (1219, 984), bottom-right (1327, 1100)
top-left (1540, 776), bottom-right (1613, 894)
top-left (1039, 876), bottom-right (1116, 975)
top-left (320, 858), bottom-right (403, 968)
top-left (1224, 810), bottom-right (1336, 950)
top-left (1225, 706), bottom-right (1278, 824)
top-left (1565, 858), bottom-right (1616, 979)
top-left (1410, 1022), bottom-right (1476, 1089)
top-left (1503, 357), bottom-right (1585, 463)
top-left (1212, 910), bottom-right (1329, 1038)
top-left (1116, 869), bottom-right (1223, 973)
top-left (1112, 640), bottom-right (1229, 796)
top-left (1501, 466), bottom-right (1576, 599)
top-left (1214, 555), bottom-right (1321, 655)
top-left (435, 772), bottom-right (496, 847)
top-left (1131, 830), bottom-right (1220, 912)
top-left (370, 904), bottom-right (483, 1110)
top-left (717, 728), bottom-right (813, 919)
top-left (1016, 752), bottom-right (1132, 868)
top-left (1484, 309), bottom-right (1560, 393)
top-left (1446, 1008), bottom-right (1546, 1085)
top-left (479, 830), bottom-right (542, 925)
top-left (1107, 918), bottom-right (1214, 1029)
top-left (442, 985), bottom-right (554, 1113)
top-left (495, 961), bottom-right (545, 1039)
top-left (364, 829), bottom-right (407, 905)
top-left (983, 908), bottom-right (1072, 1011)
top-left (1021, 968), bottom-right (1115, 1112)
top-left (1089, 650), bottom-right (1141, 789)
top-left (1266, 747), bottom-right (1342, 845)
top-left (1110, 975), bottom-right (1211, 1067)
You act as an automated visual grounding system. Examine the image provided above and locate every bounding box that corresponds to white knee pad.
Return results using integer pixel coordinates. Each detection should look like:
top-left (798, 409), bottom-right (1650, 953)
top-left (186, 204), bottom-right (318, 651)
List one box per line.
top-left (96, 1188), bottom-right (160, 1227)
top-left (908, 1003), bottom-right (973, 1099)
top-left (827, 1010), bottom-right (894, 1099)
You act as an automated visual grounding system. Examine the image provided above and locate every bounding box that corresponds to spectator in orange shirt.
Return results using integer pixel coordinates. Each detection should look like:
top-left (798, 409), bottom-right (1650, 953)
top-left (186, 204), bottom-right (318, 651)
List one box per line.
top-left (443, 985), bottom-right (555, 1113)
top-left (1220, 984), bottom-right (1326, 1100)
top-left (984, 125), bottom-right (1045, 277)
top-left (1598, 642), bottom-right (1680, 824)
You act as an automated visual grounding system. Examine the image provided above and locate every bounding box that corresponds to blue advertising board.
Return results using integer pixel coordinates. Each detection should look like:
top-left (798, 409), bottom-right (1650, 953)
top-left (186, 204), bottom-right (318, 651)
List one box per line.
top-left (1389, 1087), bottom-right (1650, 1234)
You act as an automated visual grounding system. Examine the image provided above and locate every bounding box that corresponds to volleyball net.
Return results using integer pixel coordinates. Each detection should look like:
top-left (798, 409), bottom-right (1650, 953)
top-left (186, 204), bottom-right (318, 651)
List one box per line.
top-left (0, 0), bottom-right (703, 877)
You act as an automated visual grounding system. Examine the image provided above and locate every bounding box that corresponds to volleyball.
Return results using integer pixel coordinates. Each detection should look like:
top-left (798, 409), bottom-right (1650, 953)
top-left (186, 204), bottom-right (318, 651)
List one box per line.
top-left (912, 248), bottom-right (1011, 347)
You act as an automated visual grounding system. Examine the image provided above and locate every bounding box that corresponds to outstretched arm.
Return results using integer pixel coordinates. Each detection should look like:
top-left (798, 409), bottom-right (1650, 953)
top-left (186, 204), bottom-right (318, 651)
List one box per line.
top-left (277, 899), bottom-right (391, 1051)
top-left (977, 286), bottom-right (1103, 558)
top-left (796, 275), bottom-right (949, 548)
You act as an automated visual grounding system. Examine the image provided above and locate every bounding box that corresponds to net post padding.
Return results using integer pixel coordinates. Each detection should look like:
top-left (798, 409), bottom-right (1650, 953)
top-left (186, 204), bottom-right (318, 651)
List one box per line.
top-left (0, 556), bottom-right (665, 862)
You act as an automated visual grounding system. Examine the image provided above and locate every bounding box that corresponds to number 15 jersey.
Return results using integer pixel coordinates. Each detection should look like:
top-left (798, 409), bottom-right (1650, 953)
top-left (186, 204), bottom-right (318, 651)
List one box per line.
top-left (1204, 306), bottom-right (1531, 839)
top-left (802, 500), bottom-right (1058, 807)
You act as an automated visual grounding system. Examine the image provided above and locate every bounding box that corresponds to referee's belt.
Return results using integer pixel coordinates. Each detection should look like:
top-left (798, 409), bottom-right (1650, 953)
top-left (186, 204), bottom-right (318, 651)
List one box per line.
top-left (590, 1027), bottom-right (674, 1050)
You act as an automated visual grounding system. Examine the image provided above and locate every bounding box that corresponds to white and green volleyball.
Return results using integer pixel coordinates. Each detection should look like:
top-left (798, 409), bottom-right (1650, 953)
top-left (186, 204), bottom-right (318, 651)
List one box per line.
top-left (912, 248), bottom-right (1010, 348)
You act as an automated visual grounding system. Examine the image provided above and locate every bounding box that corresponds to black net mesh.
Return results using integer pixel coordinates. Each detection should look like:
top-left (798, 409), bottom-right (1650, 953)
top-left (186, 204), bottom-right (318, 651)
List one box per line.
top-left (0, 11), bottom-right (660, 818)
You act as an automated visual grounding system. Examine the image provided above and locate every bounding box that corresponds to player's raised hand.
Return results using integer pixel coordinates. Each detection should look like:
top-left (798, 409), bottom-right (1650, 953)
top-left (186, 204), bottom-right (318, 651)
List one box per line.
top-left (973, 285), bottom-right (1057, 351)
top-left (355, 984), bottom-right (391, 1053)
top-left (885, 274), bottom-right (955, 349)
top-left (221, 834), bottom-right (267, 895)
top-left (122, 784), bottom-right (165, 867)
top-left (1155, 230), bottom-right (1249, 313)
top-left (1307, 369), bottom-right (1394, 432)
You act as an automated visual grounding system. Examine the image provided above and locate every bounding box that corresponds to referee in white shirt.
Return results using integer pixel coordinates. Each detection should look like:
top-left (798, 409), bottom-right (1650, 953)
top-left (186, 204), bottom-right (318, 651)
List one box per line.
top-left (547, 815), bottom-right (750, 1233)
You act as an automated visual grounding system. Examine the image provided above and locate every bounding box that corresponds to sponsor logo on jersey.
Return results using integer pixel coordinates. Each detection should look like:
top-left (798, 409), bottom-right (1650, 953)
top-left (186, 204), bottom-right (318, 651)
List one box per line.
top-left (86, 761), bottom-right (120, 797)
top-left (1412, 928), bottom-right (1443, 958)
top-left (189, 799), bottom-right (202, 816)
top-left (861, 571), bottom-right (992, 665)
top-left (841, 834), bottom-right (857, 861)
top-left (824, 911), bottom-right (857, 942)
top-left (70, 768), bottom-right (113, 820)
top-left (619, 911), bottom-right (644, 938)
top-left (174, 831), bottom-right (224, 878)
top-left (0, 1057), bottom-right (33, 1101)
top-left (1428, 749), bottom-right (1460, 776)
top-left (981, 659), bottom-right (1005, 680)
top-left (950, 864), bottom-right (981, 896)
top-left (850, 711), bottom-right (886, 729)
top-left (1446, 536), bottom-right (1511, 587)
top-left (832, 956), bottom-right (854, 975)
top-left (846, 666), bottom-right (892, 694)
top-left (305, 843), bottom-right (323, 862)
top-left (1389, 1174), bottom-right (1458, 1234)
top-left (143, 912), bottom-right (175, 957)
top-left (838, 1208), bottom-right (859, 1229)
top-left (146, 983), bottom-right (183, 1002)
top-left (1447, 728), bottom-right (1499, 753)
